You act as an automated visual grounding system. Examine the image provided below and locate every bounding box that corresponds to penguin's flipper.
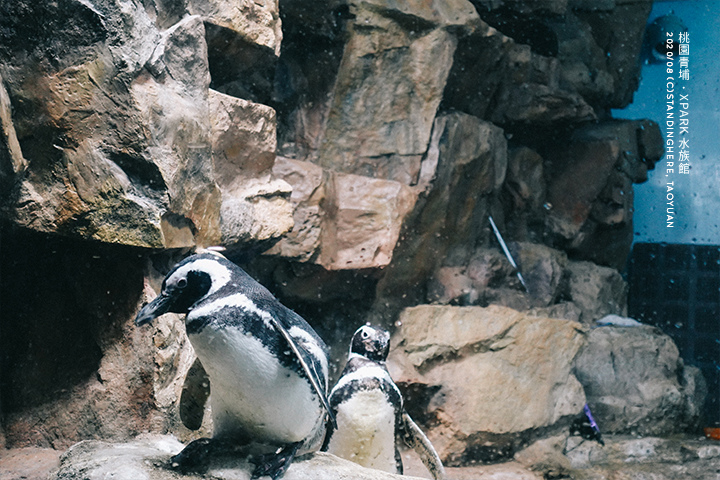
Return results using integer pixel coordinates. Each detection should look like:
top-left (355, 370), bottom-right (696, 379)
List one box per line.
top-left (399, 410), bottom-right (447, 480)
top-left (268, 315), bottom-right (337, 428)
top-left (251, 441), bottom-right (301, 480)
top-left (179, 357), bottom-right (210, 431)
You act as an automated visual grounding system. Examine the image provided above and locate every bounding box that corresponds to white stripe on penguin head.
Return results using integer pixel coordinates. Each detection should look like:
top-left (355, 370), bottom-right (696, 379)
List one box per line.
top-left (167, 258), bottom-right (232, 299)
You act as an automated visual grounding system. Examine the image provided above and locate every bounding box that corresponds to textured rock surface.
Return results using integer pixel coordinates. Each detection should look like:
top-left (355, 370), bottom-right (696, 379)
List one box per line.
top-left (387, 305), bottom-right (586, 465)
top-left (297, 0), bottom-right (480, 185)
top-left (566, 435), bottom-right (720, 480)
top-left (209, 90), bottom-right (293, 247)
top-left (574, 325), bottom-right (706, 436)
top-left (444, 462), bottom-right (543, 480)
top-left (54, 435), bottom-right (428, 480)
top-left (426, 243), bottom-right (568, 309)
top-left (443, 21), bottom-right (596, 126)
top-left (0, 447), bottom-right (61, 480)
top-left (544, 120), bottom-right (662, 269)
top-left (186, 0), bottom-right (282, 55)
top-left (0, 229), bottom-right (207, 450)
top-left (0, 229), bottom-right (160, 449)
top-left (371, 112), bottom-right (507, 318)
top-left (565, 261), bottom-right (628, 324)
top-left (0, 8), bottom-right (214, 247)
top-left (268, 157), bottom-right (418, 269)
top-left (0, 1), bottom-right (287, 249)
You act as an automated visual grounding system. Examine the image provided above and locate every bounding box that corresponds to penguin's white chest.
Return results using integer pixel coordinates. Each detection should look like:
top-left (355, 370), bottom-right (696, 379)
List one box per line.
top-left (188, 325), bottom-right (323, 445)
top-left (326, 389), bottom-right (397, 473)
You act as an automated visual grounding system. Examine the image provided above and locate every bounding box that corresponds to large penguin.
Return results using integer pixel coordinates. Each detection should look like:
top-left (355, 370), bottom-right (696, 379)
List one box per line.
top-left (135, 251), bottom-right (334, 479)
top-left (324, 324), bottom-right (446, 480)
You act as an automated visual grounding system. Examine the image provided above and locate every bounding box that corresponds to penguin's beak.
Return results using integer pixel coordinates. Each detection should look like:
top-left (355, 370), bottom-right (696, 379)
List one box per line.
top-left (134, 293), bottom-right (174, 326)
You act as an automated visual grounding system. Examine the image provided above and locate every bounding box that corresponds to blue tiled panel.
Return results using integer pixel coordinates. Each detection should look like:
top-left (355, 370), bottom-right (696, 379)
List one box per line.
top-left (628, 243), bottom-right (720, 427)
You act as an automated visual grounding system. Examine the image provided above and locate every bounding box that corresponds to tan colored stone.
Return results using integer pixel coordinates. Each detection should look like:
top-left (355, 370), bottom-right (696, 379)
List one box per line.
top-left (359, 0), bottom-right (480, 30)
top-left (319, 172), bottom-right (418, 269)
top-left (565, 261), bottom-right (627, 324)
top-left (1, 13), bottom-right (224, 248)
top-left (267, 157), bottom-right (326, 261)
top-left (445, 462), bottom-right (543, 480)
top-left (270, 158), bottom-right (418, 269)
top-left (313, 3), bottom-right (472, 183)
top-left (514, 435), bottom-right (572, 477)
top-left (388, 305), bottom-right (586, 465)
top-left (188, 0), bottom-right (282, 55)
top-left (0, 447), bottom-right (61, 480)
top-left (219, 178), bottom-right (294, 247)
top-left (209, 90), bottom-right (278, 191)
top-left (207, 90), bottom-right (294, 247)
top-left (0, 73), bottom-right (26, 187)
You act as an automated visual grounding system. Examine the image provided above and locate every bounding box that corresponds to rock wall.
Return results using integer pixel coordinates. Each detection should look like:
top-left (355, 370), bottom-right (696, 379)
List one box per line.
top-left (1, 0), bottom-right (694, 471)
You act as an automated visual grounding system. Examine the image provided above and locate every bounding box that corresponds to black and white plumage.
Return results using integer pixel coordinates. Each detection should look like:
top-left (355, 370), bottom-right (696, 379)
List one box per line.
top-left (323, 325), bottom-right (446, 480)
top-left (134, 252), bottom-right (334, 479)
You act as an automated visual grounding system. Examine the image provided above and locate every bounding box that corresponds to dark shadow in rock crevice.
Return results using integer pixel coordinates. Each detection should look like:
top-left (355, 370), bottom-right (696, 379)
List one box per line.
top-left (0, 223), bottom-right (146, 415)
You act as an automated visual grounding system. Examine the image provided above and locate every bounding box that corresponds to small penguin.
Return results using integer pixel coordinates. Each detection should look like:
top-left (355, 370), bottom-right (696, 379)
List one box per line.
top-left (323, 325), bottom-right (446, 480)
top-left (134, 252), bottom-right (334, 479)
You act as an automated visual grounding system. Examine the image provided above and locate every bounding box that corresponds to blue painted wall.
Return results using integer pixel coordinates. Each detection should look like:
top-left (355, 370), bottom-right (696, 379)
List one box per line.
top-left (614, 1), bottom-right (720, 244)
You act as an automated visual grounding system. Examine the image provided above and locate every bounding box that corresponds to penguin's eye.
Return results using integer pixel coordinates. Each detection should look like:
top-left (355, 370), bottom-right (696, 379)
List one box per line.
top-left (177, 278), bottom-right (188, 289)
top-left (361, 330), bottom-right (370, 339)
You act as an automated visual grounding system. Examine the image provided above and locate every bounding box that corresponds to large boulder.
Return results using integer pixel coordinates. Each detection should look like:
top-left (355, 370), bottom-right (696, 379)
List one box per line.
top-left (387, 305), bottom-right (586, 465)
top-left (268, 157), bottom-right (418, 270)
top-left (564, 261), bottom-right (627, 324)
top-left (574, 325), bottom-right (706, 435)
top-left (0, 8), bottom-right (216, 248)
top-left (209, 90), bottom-right (293, 247)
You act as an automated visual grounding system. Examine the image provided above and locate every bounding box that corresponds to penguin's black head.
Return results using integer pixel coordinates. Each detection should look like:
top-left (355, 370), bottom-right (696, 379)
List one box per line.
top-left (134, 253), bottom-right (232, 326)
top-left (350, 325), bottom-right (391, 362)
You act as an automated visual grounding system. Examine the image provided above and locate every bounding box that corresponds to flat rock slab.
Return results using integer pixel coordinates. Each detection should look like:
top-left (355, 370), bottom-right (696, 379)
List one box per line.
top-left (566, 434), bottom-right (720, 480)
top-left (53, 435), bottom-right (428, 480)
top-left (0, 447), bottom-right (62, 480)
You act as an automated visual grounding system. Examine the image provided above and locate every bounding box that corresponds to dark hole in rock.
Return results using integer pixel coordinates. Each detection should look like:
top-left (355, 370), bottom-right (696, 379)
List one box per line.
top-left (475, 6), bottom-right (559, 57)
top-left (107, 151), bottom-right (168, 198)
top-left (273, 1), bottom-right (348, 158)
top-left (204, 22), bottom-right (277, 105)
top-left (0, 223), bottom-right (145, 414)
top-left (0, 0), bottom-right (107, 69)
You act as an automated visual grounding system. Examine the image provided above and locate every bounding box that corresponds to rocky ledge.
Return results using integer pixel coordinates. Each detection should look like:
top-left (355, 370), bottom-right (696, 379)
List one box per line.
top-left (53, 435), bottom-right (427, 480)
top-left (3, 434), bottom-right (720, 480)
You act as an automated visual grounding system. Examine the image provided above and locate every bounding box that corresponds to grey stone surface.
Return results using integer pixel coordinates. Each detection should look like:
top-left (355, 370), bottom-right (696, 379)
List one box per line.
top-left (54, 435), bottom-right (428, 480)
top-left (574, 325), bottom-right (706, 435)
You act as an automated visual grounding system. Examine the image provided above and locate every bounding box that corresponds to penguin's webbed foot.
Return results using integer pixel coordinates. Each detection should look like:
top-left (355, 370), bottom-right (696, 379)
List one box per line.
top-left (169, 437), bottom-right (227, 474)
top-left (251, 442), bottom-right (301, 480)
